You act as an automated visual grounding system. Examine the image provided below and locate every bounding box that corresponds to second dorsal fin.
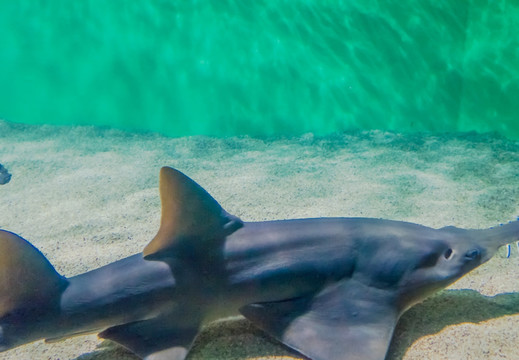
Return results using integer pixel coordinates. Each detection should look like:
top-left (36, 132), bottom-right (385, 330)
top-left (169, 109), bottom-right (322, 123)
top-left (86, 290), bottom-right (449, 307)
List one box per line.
top-left (143, 167), bottom-right (242, 260)
top-left (0, 230), bottom-right (67, 318)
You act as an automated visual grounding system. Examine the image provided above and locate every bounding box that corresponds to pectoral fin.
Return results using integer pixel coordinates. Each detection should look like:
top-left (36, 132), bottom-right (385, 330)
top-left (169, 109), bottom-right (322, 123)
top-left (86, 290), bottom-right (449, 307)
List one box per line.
top-left (240, 281), bottom-right (399, 360)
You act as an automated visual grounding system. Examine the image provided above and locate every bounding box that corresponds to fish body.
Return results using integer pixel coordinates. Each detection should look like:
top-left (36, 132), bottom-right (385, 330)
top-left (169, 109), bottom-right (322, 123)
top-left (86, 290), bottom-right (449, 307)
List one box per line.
top-left (0, 167), bottom-right (517, 360)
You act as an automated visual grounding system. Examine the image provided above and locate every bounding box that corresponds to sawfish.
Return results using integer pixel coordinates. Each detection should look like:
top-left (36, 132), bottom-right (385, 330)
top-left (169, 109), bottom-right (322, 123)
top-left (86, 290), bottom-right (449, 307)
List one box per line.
top-left (0, 166), bottom-right (517, 360)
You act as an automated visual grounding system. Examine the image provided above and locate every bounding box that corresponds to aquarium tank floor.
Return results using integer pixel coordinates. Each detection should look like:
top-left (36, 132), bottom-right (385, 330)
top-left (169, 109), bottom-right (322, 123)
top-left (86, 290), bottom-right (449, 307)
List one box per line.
top-left (1, 120), bottom-right (519, 359)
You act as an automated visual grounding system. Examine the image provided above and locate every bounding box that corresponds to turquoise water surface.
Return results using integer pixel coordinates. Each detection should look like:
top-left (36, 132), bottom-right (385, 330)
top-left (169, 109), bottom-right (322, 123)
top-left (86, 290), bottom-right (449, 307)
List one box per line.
top-left (0, 1), bottom-right (518, 138)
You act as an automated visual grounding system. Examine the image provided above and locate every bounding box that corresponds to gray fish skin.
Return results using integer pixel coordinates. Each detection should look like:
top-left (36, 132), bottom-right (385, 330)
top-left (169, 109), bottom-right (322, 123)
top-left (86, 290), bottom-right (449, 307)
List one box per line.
top-left (1, 218), bottom-right (516, 360)
top-left (0, 254), bottom-right (175, 351)
top-left (0, 167), bottom-right (517, 360)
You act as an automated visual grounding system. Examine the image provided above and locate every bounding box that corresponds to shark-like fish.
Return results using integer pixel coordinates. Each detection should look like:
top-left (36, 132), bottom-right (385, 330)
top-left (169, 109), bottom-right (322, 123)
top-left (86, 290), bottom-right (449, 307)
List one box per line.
top-left (0, 166), bottom-right (517, 360)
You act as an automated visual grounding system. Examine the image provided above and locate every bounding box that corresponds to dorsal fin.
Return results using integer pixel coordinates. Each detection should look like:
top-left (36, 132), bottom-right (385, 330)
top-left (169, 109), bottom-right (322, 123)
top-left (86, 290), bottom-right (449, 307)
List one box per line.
top-left (0, 230), bottom-right (66, 317)
top-left (143, 167), bottom-right (242, 259)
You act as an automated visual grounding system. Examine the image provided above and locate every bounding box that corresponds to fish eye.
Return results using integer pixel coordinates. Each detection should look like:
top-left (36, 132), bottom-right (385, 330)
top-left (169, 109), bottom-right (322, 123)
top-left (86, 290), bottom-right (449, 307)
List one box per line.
top-left (444, 248), bottom-right (453, 259)
top-left (465, 249), bottom-right (480, 260)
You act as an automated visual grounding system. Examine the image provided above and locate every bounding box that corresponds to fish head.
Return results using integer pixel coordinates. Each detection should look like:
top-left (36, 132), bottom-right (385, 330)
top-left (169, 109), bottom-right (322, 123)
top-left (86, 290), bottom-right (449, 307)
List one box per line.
top-left (395, 221), bottom-right (517, 311)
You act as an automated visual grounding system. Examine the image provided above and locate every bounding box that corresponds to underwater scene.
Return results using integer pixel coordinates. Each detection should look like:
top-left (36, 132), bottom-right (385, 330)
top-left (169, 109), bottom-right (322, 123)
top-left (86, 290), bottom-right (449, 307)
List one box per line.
top-left (1, 1), bottom-right (519, 360)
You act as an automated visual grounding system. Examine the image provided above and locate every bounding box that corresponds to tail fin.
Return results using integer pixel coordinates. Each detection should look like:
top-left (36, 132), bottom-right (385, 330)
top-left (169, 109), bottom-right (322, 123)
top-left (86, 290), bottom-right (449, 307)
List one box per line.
top-left (0, 230), bottom-right (66, 319)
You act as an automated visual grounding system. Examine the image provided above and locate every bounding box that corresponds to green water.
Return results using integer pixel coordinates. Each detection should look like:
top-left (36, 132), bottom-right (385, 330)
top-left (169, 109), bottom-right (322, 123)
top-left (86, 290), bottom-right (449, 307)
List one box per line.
top-left (0, 1), bottom-right (518, 138)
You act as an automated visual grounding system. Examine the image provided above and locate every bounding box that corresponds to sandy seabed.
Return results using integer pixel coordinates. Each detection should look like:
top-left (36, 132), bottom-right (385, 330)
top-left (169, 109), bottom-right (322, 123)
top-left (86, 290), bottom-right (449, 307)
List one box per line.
top-left (1, 120), bottom-right (519, 360)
